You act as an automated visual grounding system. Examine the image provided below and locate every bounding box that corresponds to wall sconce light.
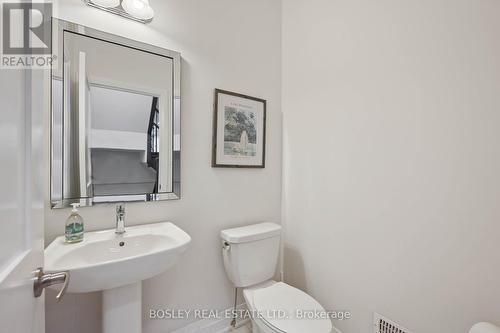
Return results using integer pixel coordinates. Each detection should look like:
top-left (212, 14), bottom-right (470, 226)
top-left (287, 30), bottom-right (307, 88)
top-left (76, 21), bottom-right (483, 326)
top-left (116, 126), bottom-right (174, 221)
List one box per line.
top-left (83, 0), bottom-right (154, 24)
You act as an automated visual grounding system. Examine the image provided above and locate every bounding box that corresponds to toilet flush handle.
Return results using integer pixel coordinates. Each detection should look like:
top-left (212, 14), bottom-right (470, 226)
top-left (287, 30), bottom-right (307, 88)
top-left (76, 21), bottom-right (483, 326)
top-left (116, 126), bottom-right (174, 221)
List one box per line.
top-left (222, 241), bottom-right (231, 251)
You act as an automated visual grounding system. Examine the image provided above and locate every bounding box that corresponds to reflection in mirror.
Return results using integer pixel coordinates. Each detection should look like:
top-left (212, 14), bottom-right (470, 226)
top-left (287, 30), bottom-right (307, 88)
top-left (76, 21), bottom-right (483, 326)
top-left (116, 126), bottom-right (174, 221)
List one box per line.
top-left (51, 19), bottom-right (180, 208)
top-left (89, 86), bottom-right (161, 197)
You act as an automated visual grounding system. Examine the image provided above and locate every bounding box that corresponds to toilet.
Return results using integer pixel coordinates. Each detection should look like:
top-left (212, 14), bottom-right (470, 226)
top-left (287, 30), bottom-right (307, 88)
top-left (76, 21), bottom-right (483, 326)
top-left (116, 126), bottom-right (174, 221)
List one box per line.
top-left (221, 223), bottom-right (332, 333)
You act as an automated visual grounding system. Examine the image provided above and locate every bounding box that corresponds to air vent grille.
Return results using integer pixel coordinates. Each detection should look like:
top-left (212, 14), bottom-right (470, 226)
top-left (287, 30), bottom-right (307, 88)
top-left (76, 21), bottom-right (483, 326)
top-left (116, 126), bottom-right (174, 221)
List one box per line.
top-left (374, 313), bottom-right (412, 333)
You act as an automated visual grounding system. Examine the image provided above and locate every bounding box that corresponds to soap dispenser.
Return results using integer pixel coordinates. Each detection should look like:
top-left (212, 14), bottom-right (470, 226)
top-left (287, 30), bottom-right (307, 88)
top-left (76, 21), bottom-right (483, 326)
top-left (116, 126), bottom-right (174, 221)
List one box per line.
top-left (65, 203), bottom-right (84, 243)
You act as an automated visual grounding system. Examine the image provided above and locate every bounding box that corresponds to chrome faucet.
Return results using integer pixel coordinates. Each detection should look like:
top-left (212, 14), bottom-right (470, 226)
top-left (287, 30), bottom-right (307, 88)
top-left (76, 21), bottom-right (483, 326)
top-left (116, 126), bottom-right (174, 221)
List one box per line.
top-left (115, 204), bottom-right (126, 234)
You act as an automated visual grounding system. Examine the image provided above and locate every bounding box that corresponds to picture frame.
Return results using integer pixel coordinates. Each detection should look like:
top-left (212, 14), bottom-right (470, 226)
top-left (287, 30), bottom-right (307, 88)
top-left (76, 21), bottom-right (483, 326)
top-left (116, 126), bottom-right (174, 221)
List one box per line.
top-left (212, 89), bottom-right (267, 168)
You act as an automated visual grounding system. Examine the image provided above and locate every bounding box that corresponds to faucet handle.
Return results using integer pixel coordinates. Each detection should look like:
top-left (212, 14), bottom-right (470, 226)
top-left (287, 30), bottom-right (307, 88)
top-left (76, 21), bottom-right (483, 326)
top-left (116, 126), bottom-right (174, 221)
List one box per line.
top-left (116, 204), bottom-right (125, 215)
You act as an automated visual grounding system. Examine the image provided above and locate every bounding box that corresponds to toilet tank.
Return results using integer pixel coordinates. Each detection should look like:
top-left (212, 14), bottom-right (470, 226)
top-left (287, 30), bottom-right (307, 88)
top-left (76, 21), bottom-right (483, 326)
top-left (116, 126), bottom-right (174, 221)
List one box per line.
top-left (221, 223), bottom-right (281, 288)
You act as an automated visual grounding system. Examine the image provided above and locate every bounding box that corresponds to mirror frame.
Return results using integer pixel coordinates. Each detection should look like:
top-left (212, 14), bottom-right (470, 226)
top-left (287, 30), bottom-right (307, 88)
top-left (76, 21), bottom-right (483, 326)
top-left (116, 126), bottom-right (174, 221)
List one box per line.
top-left (50, 18), bottom-right (181, 208)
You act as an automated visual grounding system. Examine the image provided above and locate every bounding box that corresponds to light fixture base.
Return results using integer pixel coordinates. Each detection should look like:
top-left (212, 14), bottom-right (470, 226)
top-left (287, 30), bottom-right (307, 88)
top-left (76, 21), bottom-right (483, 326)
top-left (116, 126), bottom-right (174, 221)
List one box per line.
top-left (83, 0), bottom-right (153, 24)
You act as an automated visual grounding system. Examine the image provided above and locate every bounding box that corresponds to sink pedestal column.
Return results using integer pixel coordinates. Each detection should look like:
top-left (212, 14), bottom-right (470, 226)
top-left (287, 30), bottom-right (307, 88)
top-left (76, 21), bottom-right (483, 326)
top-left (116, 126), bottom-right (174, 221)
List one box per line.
top-left (102, 281), bottom-right (142, 333)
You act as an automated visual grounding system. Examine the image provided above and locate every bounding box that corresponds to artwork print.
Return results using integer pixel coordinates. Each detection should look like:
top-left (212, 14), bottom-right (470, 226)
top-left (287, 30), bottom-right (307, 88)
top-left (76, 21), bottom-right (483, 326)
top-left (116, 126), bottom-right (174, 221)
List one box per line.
top-left (224, 106), bottom-right (257, 157)
top-left (212, 89), bottom-right (266, 168)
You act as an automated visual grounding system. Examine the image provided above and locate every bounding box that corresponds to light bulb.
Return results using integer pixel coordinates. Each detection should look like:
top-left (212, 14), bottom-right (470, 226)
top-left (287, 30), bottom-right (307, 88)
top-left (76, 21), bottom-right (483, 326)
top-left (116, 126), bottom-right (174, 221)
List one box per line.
top-left (121, 0), bottom-right (154, 20)
top-left (91, 0), bottom-right (120, 8)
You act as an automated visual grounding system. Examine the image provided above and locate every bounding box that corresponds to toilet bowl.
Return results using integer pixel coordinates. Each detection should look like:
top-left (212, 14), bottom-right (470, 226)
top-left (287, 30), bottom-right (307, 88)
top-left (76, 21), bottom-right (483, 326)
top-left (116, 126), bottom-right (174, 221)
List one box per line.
top-left (221, 223), bottom-right (332, 333)
top-left (243, 280), bottom-right (332, 333)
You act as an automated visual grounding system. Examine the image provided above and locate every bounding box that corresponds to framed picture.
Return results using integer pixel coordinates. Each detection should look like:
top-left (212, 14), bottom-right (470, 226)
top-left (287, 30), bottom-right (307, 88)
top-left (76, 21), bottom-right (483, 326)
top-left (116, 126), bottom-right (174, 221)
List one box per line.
top-left (212, 89), bottom-right (266, 168)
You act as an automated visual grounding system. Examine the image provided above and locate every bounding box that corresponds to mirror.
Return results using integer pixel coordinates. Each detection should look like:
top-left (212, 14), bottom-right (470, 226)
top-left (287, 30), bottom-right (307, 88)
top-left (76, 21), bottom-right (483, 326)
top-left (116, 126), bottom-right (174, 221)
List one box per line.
top-left (51, 19), bottom-right (181, 208)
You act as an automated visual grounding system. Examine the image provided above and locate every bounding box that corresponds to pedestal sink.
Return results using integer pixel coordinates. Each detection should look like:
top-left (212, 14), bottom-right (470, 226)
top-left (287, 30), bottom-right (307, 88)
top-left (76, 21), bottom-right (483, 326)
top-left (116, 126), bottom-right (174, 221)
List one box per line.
top-left (45, 222), bottom-right (191, 333)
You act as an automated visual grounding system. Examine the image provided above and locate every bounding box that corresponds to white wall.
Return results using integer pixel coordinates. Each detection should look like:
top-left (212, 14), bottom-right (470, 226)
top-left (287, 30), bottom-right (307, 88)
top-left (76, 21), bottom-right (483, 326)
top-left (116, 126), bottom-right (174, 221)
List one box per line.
top-left (90, 86), bottom-right (153, 134)
top-left (45, 1), bottom-right (282, 332)
top-left (91, 129), bottom-right (147, 152)
top-left (282, 0), bottom-right (500, 332)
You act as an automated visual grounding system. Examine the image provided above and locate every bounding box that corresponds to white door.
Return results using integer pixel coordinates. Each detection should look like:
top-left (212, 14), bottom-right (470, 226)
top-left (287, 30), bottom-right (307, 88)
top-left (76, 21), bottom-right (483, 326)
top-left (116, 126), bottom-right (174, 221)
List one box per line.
top-left (0, 68), bottom-right (55, 331)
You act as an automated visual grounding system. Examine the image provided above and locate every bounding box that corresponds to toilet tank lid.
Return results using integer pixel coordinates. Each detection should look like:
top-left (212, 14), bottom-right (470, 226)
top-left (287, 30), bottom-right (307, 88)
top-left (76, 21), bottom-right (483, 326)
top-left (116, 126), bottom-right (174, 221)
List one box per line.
top-left (221, 223), bottom-right (281, 244)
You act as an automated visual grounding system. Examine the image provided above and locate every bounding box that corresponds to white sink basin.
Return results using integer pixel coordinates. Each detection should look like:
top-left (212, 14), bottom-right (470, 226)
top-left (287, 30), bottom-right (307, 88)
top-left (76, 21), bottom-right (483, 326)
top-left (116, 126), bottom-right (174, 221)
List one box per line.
top-left (45, 222), bottom-right (191, 293)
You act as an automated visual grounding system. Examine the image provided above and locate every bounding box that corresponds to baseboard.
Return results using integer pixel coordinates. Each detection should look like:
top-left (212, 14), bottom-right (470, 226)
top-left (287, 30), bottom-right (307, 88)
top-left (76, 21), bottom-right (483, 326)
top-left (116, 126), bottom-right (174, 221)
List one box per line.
top-left (170, 304), bottom-right (249, 333)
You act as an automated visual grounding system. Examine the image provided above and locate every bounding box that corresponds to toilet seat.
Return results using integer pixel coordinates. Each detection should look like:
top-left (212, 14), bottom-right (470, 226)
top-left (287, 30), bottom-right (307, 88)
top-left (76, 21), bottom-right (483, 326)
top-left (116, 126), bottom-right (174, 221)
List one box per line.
top-left (244, 281), bottom-right (332, 333)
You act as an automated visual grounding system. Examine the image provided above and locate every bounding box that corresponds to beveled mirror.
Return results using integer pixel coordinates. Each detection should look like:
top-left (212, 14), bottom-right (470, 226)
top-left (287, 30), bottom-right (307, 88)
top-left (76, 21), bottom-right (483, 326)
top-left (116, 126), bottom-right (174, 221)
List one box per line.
top-left (51, 19), bottom-right (180, 208)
